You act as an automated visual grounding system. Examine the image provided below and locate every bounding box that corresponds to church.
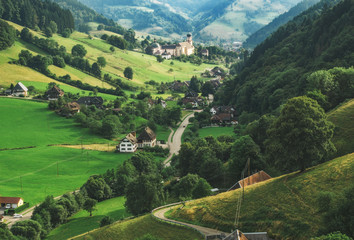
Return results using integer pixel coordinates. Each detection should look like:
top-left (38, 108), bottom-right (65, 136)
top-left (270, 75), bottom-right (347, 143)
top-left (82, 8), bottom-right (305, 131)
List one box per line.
top-left (152, 34), bottom-right (195, 58)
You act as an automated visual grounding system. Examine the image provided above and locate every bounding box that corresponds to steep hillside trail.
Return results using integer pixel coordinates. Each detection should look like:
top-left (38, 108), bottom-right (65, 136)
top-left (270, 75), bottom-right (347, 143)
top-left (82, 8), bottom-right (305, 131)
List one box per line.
top-left (152, 203), bottom-right (228, 237)
top-left (164, 112), bottom-right (196, 166)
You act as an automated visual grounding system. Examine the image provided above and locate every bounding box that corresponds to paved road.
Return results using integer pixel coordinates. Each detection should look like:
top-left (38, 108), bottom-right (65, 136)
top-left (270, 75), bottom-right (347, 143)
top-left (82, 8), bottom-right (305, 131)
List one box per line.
top-left (153, 205), bottom-right (227, 237)
top-left (164, 112), bottom-right (195, 166)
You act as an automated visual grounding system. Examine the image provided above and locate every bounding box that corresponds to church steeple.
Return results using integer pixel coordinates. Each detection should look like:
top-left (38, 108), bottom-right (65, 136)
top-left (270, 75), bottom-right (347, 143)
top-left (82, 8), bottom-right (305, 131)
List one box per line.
top-left (187, 33), bottom-right (192, 45)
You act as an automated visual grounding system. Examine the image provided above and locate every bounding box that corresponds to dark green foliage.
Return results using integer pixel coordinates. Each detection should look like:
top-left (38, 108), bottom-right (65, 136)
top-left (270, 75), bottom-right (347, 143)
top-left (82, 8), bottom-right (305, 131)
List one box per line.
top-left (192, 178), bottom-right (212, 199)
top-left (107, 35), bottom-right (127, 50)
top-left (11, 220), bottom-right (42, 240)
top-left (228, 135), bottom-right (265, 181)
top-left (0, 19), bottom-right (16, 50)
top-left (221, 0), bottom-right (354, 116)
top-left (312, 232), bottom-right (353, 240)
top-left (71, 44), bottom-right (87, 58)
top-left (0, 223), bottom-right (16, 240)
top-left (156, 55), bottom-right (164, 63)
top-left (83, 198), bottom-right (97, 217)
top-left (53, 56), bottom-right (65, 68)
top-left (97, 57), bottom-right (106, 68)
top-left (265, 96), bottom-right (335, 172)
top-left (124, 67), bottom-right (133, 79)
top-left (0, 0), bottom-right (74, 34)
top-left (81, 175), bottom-right (112, 201)
top-left (91, 62), bottom-right (101, 78)
top-left (125, 174), bottom-right (165, 215)
top-left (100, 216), bottom-right (113, 227)
top-left (189, 76), bottom-right (201, 93)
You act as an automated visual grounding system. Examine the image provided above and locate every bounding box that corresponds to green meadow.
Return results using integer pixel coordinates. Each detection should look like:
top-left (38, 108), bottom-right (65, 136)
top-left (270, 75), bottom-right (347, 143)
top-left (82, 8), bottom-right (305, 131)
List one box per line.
top-left (0, 98), bottom-right (106, 149)
top-left (0, 147), bottom-right (132, 205)
top-left (47, 197), bottom-right (131, 240)
top-left (198, 126), bottom-right (235, 138)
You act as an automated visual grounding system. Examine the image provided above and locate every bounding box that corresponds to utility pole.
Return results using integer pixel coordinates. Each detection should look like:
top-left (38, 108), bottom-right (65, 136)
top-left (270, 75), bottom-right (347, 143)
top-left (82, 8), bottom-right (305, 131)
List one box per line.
top-left (20, 176), bottom-right (23, 192)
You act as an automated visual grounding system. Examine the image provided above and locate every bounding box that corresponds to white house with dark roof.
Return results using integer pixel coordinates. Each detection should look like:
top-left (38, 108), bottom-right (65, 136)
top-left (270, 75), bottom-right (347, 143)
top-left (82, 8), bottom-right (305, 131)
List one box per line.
top-left (12, 82), bottom-right (28, 97)
top-left (117, 132), bottom-right (138, 153)
top-left (152, 34), bottom-right (195, 57)
top-left (137, 127), bottom-right (156, 148)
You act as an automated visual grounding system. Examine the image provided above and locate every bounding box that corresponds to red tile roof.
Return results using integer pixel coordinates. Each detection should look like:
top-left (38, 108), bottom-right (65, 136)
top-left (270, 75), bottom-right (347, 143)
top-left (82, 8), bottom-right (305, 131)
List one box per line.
top-left (0, 197), bottom-right (22, 204)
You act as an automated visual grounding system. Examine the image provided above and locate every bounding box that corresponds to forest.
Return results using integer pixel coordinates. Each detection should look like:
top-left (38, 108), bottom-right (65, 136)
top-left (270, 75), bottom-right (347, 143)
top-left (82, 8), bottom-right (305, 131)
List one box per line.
top-left (222, 0), bottom-right (354, 118)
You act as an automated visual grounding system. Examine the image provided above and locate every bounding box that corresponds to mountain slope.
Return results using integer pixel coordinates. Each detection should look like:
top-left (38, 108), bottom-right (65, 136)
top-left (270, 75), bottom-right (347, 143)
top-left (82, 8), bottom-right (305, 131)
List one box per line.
top-left (168, 153), bottom-right (354, 239)
top-left (221, 0), bottom-right (354, 115)
top-left (243, 0), bottom-right (320, 49)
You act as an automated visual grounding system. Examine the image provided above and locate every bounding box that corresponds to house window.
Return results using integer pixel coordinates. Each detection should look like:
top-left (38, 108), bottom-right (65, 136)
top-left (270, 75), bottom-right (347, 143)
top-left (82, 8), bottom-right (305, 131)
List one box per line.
top-left (128, 148), bottom-right (132, 151)
top-left (121, 148), bottom-right (126, 151)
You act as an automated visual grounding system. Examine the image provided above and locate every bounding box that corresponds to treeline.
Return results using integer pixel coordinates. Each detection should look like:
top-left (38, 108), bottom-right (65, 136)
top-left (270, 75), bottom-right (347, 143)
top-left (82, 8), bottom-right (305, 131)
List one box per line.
top-left (220, 0), bottom-right (354, 117)
top-left (0, 0), bottom-right (74, 34)
top-left (0, 20), bottom-right (16, 50)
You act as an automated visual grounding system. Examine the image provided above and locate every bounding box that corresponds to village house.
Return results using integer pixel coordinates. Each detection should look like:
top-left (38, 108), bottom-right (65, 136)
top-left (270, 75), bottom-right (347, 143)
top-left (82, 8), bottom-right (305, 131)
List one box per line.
top-left (210, 106), bottom-right (237, 125)
top-left (46, 85), bottom-right (64, 100)
top-left (77, 96), bottom-right (104, 108)
top-left (60, 102), bottom-right (81, 116)
top-left (117, 132), bottom-right (138, 153)
top-left (229, 171), bottom-right (272, 190)
top-left (117, 127), bottom-right (157, 153)
top-left (152, 34), bottom-right (195, 57)
top-left (12, 82), bottom-right (28, 97)
top-left (201, 49), bottom-right (209, 57)
top-left (0, 197), bottom-right (24, 209)
top-left (137, 127), bottom-right (156, 148)
top-left (169, 81), bottom-right (189, 92)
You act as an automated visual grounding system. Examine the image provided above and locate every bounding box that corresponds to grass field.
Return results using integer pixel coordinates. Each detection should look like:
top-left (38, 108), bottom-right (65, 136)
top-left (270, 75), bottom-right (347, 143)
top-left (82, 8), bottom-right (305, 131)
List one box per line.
top-left (47, 197), bottom-right (131, 240)
top-left (155, 125), bottom-right (171, 143)
top-left (328, 99), bottom-right (354, 157)
top-left (168, 153), bottom-right (354, 239)
top-left (0, 98), bottom-right (107, 149)
top-left (0, 147), bottom-right (132, 205)
top-left (198, 127), bottom-right (235, 138)
top-left (73, 214), bottom-right (203, 240)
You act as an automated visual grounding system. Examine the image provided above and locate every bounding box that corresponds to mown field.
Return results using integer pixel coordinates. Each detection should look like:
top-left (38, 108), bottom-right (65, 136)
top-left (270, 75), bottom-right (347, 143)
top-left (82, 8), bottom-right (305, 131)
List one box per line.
top-left (47, 197), bottom-right (131, 240)
top-left (198, 126), bottom-right (235, 138)
top-left (0, 98), bottom-right (133, 205)
top-left (167, 153), bottom-right (354, 239)
top-left (73, 214), bottom-right (203, 240)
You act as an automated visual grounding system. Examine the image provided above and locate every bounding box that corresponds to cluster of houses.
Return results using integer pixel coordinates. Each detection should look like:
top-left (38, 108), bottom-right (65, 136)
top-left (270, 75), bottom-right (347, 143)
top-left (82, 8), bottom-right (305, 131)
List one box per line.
top-left (151, 34), bottom-right (195, 59)
top-left (210, 105), bottom-right (238, 125)
top-left (117, 127), bottom-right (157, 153)
top-left (181, 91), bottom-right (206, 108)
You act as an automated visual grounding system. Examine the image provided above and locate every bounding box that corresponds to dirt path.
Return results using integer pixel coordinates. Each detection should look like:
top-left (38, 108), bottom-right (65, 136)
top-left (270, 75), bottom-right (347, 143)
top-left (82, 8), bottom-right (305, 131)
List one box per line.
top-left (163, 112), bottom-right (195, 166)
top-left (152, 204), bottom-right (227, 237)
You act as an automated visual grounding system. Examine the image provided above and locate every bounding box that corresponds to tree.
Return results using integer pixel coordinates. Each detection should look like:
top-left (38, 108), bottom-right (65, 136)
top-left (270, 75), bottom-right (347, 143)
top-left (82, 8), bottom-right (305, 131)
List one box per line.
top-left (101, 115), bottom-right (121, 139)
top-left (110, 46), bottom-right (115, 52)
top-left (49, 21), bottom-right (58, 34)
top-left (100, 216), bottom-right (113, 227)
top-left (71, 44), bottom-right (87, 58)
top-left (82, 175), bottom-right (112, 201)
top-left (97, 57), bottom-right (107, 68)
top-left (0, 20), bottom-right (16, 50)
top-left (11, 220), bottom-right (42, 240)
top-left (45, 27), bottom-right (53, 38)
top-left (189, 75), bottom-right (201, 93)
top-left (91, 62), bottom-right (102, 78)
top-left (83, 198), bottom-right (97, 217)
top-left (201, 81), bottom-right (215, 96)
top-left (192, 178), bottom-right (212, 199)
top-left (266, 96), bottom-right (335, 172)
top-left (124, 67), bottom-right (133, 79)
top-left (125, 174), bottom-right (164, 215)
top-left (156, 55), bottom-right (164, 63)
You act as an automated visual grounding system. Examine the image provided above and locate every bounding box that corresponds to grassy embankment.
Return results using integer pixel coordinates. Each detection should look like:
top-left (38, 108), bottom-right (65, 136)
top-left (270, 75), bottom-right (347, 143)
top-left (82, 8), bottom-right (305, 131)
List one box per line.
top-left (73, 214), bottom-right (203, 240)
top-left (0, 98), bottom-right (132, 205)
top-left (167, 153), bottom-right (354, 239)
top-left (46, 197), bottom-right (131, 240)
top-left (328, 98), bottom-right (354, 157)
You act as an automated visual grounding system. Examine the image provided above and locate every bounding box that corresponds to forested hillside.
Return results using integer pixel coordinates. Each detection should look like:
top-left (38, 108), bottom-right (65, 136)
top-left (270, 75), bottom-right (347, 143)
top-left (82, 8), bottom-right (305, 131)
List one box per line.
top-left (243, 0), bottom-right (320, 49)
top-left (221, 0), bottom-right (354, 118)
top-left (0, 0), bottom-right (74, 34)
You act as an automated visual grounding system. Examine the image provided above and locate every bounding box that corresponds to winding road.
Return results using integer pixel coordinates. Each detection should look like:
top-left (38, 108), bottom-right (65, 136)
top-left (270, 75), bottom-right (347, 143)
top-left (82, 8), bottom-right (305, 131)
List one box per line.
top-left (164, 112), bottom-right (196, 166)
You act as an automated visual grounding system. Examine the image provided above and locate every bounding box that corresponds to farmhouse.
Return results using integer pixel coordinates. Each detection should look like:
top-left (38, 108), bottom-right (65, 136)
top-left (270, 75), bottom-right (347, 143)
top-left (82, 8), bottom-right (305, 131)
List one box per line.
top-left (117, 132), bottom-right (138, 153)
top-left (60, 102), bottom-right (81, 116)
top-left (230, 171), bottom-right (272, 190)
top-left (12, 82), bottom-right (28, 97)
top-left (201, 49), bottom-right (209, 57)
top-left (46, 85), bottom-right (64, 100)
top-left (137, 127), bottom-right (156, 148)
top-left (152, 34), bottom-right (195, 57)
top-left (0, 197), bottom-right (24, 209)
top-left (77, 96), bottom-right (104, 108)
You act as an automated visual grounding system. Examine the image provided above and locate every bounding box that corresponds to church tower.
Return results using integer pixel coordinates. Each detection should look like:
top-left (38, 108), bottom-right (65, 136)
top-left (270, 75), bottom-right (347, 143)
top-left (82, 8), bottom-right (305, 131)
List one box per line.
top-left (187, 33), bottom-right (192, 45)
